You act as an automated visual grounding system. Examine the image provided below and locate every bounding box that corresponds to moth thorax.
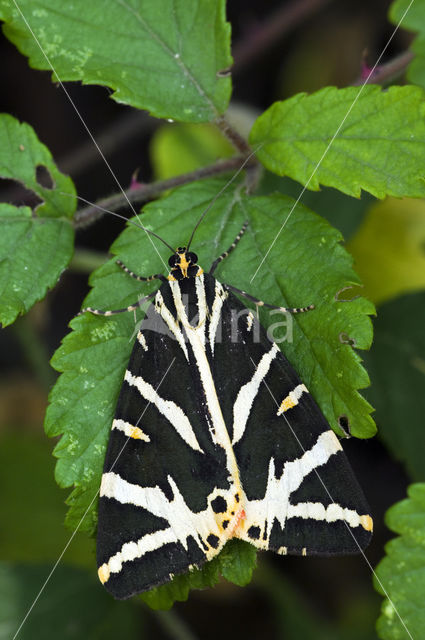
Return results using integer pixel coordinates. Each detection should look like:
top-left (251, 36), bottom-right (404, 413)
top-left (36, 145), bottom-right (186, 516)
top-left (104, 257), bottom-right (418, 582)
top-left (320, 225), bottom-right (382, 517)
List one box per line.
top-left (168, 247), bottom-right (201, 280)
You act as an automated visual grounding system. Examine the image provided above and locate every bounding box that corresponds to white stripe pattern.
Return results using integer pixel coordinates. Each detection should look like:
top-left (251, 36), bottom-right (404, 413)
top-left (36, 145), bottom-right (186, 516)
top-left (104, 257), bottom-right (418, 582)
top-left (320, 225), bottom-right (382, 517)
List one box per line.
top-left (155, 290), bottom-right (189, 361)
top-left (137, 331), bottom-right (148, 351)
top-left (99, 473), bottom-right (240, 579)
top-left (208, 280), bottom-right (227, 354)
top-left (238, 430), bottom-right (343, 545)
top-left (169, 278), bottom-right (242, 487)
top-left (125, 370), bottom-right (203, 452)
top-left (112, 418), bottom-right (150, 442)
top-left (232, 343), bottom-right (280, 445)
top-left (277, 383), bottom-right (308, 415)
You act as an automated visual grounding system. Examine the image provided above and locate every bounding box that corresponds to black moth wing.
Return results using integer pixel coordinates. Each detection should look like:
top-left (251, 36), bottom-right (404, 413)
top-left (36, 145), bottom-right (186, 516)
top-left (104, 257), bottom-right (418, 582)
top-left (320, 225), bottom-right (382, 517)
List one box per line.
top-left (96, 277), bottom-right (240, 599)
top-left (96, 270), bottom-right (372, 599)
top-left (210, 276), bottom-right (372, 555)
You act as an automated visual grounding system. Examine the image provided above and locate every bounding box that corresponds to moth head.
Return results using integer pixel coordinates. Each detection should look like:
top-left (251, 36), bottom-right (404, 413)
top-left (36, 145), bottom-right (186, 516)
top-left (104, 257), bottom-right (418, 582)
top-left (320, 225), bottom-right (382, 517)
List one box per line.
top-left (168, 248), bottom-right (200, 280)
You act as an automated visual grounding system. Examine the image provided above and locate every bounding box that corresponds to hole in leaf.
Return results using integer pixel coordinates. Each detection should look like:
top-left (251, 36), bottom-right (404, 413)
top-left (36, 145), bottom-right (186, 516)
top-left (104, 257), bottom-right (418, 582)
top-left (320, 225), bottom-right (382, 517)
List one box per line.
top-left (0, 177), bottom-right (43, 210)
top-left (36, 165), bottom-right (55, 190)
top-left (338, 415), bottom-right (351, 437)
top-left (217, 67), bottom-right (232, 78)
top-left (339, 332), bottom-right (356, 347)
top-left (334, 285), bottom-right (362, 302)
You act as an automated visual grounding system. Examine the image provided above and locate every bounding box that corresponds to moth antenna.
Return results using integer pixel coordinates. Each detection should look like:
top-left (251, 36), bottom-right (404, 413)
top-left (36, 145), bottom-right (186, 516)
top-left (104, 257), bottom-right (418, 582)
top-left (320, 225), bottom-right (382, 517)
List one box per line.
top-left (64, 192), bottom-right (175, 253)
top-left (186, 145), bottom-right (261, 251)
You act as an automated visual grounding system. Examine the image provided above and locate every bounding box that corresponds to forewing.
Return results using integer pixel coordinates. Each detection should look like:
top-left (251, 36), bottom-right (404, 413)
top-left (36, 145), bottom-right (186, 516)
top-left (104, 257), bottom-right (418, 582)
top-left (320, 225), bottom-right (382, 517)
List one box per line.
top-left (207, 277), bottom-right (372, 556)
top-left (96, 282), bottom-right (237, 599)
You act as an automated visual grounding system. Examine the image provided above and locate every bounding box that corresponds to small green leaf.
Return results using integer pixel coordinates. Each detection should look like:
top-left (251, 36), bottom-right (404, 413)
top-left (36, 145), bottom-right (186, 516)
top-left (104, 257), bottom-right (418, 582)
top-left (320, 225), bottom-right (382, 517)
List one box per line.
top-left (250, 85), bottom-right (425, 198)
top-left (150, 122), bottom-right (235, 179)
top-left (218, 539), bottom-right (257, 586)
top-left (0, 115), bottom-right (75, 326)
top-left (0, 0), bottom-right (232, 123)
top-left (347, 197), bottom-right (425, 306)
top-left (390, 0), bottom-right (425, 90)
top-left (375, 483), bottom-right (425, 640)
top-left (364, 292), bottom-right (425, 481)
top-left (45, 178), bottom-right (374, 606)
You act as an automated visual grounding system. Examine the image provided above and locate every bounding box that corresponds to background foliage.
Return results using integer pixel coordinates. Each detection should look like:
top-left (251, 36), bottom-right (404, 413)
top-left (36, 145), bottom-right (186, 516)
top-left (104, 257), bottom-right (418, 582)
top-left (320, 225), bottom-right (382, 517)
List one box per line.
top-left (0, 0), bottom-right (424, 638)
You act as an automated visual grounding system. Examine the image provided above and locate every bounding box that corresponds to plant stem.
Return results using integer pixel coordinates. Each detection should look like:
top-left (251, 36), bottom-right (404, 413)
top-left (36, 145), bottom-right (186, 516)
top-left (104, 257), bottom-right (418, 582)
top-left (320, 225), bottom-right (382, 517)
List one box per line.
top-left (353, 50), bottom-right (414, 86)
top-left (74, 154), bottom-right (258, 229)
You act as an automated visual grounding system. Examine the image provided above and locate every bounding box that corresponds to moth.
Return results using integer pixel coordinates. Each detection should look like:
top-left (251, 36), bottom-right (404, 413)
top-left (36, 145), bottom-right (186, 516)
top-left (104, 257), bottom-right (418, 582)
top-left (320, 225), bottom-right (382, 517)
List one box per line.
top-left (81, 211), bottom-right (373, 600)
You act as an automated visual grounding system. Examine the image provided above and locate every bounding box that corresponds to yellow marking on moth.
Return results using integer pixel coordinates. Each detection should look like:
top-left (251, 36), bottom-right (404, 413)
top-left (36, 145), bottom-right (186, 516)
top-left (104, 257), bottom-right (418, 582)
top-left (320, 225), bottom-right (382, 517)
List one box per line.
top-left (278, 395), bottom-right (297, 413)
top-left (277, 384), bottom-right (308, 416)
top-left (302, 547), bottom-right (307, 556)
top-left (178, 253), bottom-right (190, 277)
top-left (360, 515), bottom-right (373, 532)
top-left (98, 564), bottom-right (110, 584)
top-left (129, 426), bottom-right (149, 440)
top-left (113, 419), bottom-right (150, 442)
top-left (278, 546), bottom-right (288, 555)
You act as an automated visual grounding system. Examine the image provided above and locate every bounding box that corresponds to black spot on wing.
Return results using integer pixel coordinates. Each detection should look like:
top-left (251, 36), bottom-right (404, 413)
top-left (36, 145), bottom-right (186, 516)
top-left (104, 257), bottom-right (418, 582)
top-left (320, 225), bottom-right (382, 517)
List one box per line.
top-left (247, 525), bottom-right (261, 540)
top-left (211, 496), bottom-right (227, 513)
top-left (206, 534), bottom-right (220, 549)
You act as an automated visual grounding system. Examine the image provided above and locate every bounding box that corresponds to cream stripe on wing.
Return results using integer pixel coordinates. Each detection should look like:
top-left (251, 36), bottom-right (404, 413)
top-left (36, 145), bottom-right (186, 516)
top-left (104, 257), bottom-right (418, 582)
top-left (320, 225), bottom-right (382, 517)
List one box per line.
top-left (125, 370), bottom-right (203, 452)
top-left (112, 418), bottom-right (150, 442)
top-left (232, 343), bottom-right (280, 445)
top-left (236, 430), bottom-right (343, 546)
top-left (155, 290), bottom-right (189, 361)
top-left (195, 274), bottom-right (207, 345)
top-left (277, 383), bottom-right (308, 415)
top-left (137, 331), bottom-right (148, 351)
top-left (169, 280), bottom-right (243, 493)
top-left (208, 280), bottom-right (227, 355)
top-left (287, 501), bottom-right (372, 530)
top-left (98, 473), bottom-right (237, 582)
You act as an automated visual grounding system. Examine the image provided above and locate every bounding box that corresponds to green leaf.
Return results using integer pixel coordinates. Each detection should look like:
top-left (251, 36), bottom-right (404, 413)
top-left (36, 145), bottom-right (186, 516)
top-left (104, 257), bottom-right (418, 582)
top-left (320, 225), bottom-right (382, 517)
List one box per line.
top-left (45, 178), bottom-right (375, 606)
top-left (375, 483), bottom-right (425, 640)
top-left (390, 0), bottom-right (425, 90)
top-left (364, 292), bottom-right (425, 481)
top-left (150, 122), bottom-right (235, 179)
top-left (0, 563), bottom-right (141, 639)
top-left (0, 0), bottom-right (232, 123)
top-left (0, 114), bottom-right (75, 326)
top-left (347, 197), bottom-right (425, 306)
top-left (249, 85), bottom-right (425, 198)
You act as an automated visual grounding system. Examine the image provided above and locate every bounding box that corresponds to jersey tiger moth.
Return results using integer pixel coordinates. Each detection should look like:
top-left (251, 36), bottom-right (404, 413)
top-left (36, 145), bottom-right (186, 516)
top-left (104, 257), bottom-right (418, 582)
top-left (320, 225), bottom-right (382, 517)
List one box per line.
top-left (79, 188), bottom-right (373, 600)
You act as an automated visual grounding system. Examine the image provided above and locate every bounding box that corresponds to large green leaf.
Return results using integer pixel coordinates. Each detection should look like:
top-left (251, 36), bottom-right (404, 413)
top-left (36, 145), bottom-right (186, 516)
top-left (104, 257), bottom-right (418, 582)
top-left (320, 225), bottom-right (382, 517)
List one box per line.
top-left (375, 483), bottom-right (425, 640)
top-left (0, 115), bottom-right (75, 327)
top-left (45, 178), bottom-right (374, 606)
top-left (0, 0), bottom-right (232, 123)
top-left (250, 85), bottom-right (425, 198)
top-left (364, 292), bottom-right (425, 481)
top-left (390, 0), bottom-right (425, 90)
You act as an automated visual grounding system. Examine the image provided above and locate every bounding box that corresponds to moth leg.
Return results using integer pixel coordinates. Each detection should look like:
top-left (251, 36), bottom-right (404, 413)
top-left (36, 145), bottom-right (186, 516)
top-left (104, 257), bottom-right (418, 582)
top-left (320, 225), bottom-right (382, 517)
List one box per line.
top-left (224, 283), bottom-right (315, 314)
top-left (209, 221), bottom-right (249, 275)
top-left (116, 259), bottom-right (167, 283)
top-left (78, 289), bottom-right (157, 317)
